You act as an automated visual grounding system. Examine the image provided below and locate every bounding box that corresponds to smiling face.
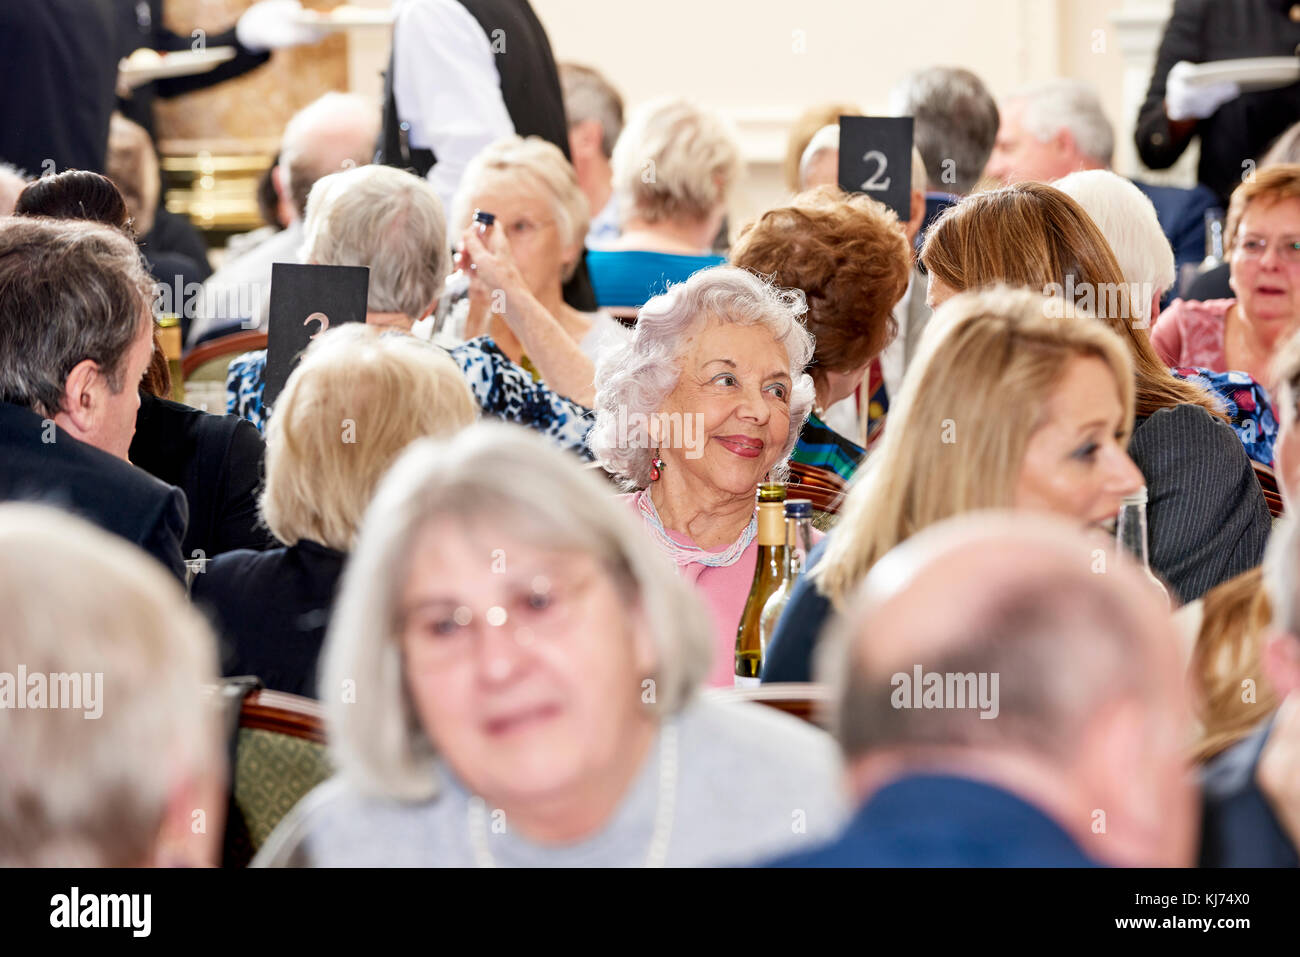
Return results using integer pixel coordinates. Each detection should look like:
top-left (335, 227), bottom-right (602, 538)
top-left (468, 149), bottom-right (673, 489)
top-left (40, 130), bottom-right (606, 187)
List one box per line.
top-left (1229, 197), bottom-right (1300, 329)
top-left (398, 519), bottom-right (657, 818)
top-left (1014, 355), bottom-right (1144, 528)
top-left (468, 175), bottom-right (579, 299)
top-left (656, 316), bottom-right (794, 500)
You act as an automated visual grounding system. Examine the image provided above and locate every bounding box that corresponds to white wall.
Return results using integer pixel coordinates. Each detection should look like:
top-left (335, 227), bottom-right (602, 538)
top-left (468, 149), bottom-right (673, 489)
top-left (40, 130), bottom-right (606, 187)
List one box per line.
top-left (346, 0), bottom-right (1183, 226)
top-left (528, 0), bottom-right (1179, 226)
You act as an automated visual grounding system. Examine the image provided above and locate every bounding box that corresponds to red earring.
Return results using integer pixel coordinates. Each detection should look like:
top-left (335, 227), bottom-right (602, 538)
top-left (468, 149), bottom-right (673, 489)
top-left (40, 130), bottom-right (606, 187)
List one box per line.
top-left (650, 455), bottom-right (665, 482)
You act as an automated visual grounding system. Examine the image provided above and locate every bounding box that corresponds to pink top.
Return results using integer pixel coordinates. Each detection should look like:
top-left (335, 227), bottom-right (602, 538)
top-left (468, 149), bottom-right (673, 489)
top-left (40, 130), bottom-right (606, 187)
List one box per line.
top-left (623, 492), bottom-right (823, 688)
top-left (1150, 298), bottom-right (1234, 372)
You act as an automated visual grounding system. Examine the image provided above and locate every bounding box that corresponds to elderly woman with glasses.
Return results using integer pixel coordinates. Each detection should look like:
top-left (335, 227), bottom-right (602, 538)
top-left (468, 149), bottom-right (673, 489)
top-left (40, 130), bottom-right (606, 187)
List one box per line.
top-left (1153, 164), bottom-right (1300, 395)
top-left (253, 424), bottom-right (843, 867)
top-left (443, 135), bottom-right (628, 407)
top-left (589, 265), bottom-right (817, 687)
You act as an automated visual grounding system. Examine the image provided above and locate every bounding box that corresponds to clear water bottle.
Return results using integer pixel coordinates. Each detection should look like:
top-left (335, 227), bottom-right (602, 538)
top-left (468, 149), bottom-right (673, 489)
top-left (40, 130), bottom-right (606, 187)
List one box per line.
top-left (1199, 209), bottom-right (1225, 274)
top-left (759, 499), bottom-right (815, 669)
top-left (1116, 488), bottom-right (1170, 608)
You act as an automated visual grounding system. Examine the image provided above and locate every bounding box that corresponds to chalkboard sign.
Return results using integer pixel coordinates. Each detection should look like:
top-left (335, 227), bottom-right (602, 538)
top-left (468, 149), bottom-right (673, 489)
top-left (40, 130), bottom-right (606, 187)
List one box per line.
top-left (838, 116), bottom-right (914, 221)
top-left (263, 263), bottom-right (370, 411)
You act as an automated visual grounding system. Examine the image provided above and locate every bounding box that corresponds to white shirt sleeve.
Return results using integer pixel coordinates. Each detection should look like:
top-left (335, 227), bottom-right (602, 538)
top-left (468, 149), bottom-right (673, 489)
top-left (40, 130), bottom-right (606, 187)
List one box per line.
top-left (392, 0), bottom-right (516, 214)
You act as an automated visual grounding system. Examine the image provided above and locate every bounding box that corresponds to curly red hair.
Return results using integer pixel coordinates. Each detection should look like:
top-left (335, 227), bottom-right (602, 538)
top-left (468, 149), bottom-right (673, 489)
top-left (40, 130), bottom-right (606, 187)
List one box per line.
top-left (730, 185), bottom-right (911, 380)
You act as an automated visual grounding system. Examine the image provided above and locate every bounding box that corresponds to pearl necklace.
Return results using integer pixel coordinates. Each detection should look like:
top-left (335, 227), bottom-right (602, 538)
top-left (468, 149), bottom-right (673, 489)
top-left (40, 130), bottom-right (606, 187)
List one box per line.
top-left (466, 723), bottom-right (679, 868)
top-left (635, 490), bottom-right (757, 568)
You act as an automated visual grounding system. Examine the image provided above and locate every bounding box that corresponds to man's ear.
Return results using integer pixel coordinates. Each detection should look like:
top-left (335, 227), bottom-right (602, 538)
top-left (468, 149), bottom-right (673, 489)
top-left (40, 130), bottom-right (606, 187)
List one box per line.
top-left (55, 359), bottom-right (101, 437)
top-left (1264, 632), bottom-right (1300, 698)
top-left (570, 119), bottom-right (603, 160)
top-left (1055, 128), bottom-right (1080, 165)
top-left (906, 188), bottom-right (926, 247)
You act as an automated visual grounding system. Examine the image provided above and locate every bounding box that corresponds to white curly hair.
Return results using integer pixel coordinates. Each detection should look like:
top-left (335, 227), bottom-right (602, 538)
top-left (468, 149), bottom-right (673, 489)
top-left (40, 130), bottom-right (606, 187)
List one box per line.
top-left (589, 264), bottom-right (816, 488)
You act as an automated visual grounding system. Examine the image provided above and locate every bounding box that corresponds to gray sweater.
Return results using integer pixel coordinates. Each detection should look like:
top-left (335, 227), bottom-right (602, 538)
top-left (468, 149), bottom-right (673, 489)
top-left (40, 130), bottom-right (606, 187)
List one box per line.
top-left (253, 697), bottom-right (846, 867)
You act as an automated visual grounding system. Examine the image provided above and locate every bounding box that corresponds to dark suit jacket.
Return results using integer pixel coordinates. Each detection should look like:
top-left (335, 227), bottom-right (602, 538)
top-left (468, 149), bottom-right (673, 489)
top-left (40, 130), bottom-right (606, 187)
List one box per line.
top-left (114, 0), bottom-right (271, 138)
top-left (766, 774), bottom-right (1100, 867)
top-left (0, 0), bottom-right (118, 174)
top-left (0, 400), bottom-right (187, 579)
top-left (1132, 179), bottom-right (1222, 280)
top-left (1136, 0), bottom-right (1300, 206)
top-left (192, 540), bottom-right (346, 699)
top-left (1186, 261), bottom-right (1232, 302)
top-left (129, 392), bottom-right (273, 560)
top-left (1200, 716), bottom-right (1298, 867)
top-left (1130, 404), bottom-right (1271, 604)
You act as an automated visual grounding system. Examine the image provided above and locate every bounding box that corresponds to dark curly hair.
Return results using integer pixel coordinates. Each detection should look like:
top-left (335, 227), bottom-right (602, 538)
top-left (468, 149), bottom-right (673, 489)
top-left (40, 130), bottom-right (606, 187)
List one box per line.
top-left (729, 185), bottom-right (911, 381)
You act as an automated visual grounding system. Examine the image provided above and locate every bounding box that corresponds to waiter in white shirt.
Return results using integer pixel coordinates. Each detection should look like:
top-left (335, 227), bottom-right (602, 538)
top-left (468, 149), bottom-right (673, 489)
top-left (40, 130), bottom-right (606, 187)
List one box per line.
top-left (380, 0), bottom-right (597, 309)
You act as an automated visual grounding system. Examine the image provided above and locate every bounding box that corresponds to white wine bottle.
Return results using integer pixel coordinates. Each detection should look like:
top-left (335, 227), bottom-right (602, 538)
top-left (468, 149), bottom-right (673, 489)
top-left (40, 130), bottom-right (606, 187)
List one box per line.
top-left (734, 483), bottom-right (787, 686)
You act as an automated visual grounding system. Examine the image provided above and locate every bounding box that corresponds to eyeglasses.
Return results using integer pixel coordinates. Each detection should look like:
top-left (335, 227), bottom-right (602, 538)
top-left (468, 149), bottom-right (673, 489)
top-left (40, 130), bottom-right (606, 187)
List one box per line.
top-left (1235, 236), bottom-right (1300, 262)
top-left (503, 217), bottom-right (556, 242)
top-left (400, 571), bottom-right (597, 669)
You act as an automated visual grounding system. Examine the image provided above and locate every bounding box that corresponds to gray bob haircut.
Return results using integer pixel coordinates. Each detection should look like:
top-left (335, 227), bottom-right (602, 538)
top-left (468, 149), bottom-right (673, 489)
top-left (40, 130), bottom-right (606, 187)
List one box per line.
top-left (320, 422), bottom-right (714, 800)
top-left (301, 164), bottom-right (450, 322)
top-left (1011, 78), bottom-right (1115, 168)
top-left (589, 265), bottom-right (816, 489)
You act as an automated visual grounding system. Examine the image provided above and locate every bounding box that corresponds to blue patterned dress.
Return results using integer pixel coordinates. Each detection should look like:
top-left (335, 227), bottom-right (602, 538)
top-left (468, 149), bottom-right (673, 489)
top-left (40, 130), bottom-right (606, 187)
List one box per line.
top-left (1171, 367), bottom-right (1277, 466)
top-left (225, 337), bottom-right (596, 459)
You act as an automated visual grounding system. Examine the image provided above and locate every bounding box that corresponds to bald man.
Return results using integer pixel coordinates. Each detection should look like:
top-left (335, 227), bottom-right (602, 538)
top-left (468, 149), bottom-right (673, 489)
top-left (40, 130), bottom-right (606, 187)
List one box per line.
top-left (767, 513), bottom-right (1198, 867)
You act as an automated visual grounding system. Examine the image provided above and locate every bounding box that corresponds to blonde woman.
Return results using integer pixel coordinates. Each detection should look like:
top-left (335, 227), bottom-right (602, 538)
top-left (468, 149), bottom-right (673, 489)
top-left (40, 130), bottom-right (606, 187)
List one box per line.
top-left (587, 97), bottom-right (739, 316)
top-left (763, 286), bottom-right (1145, 682)
top-left (194, 325), bottom-right (477, 698)
top-left (921, 181), bottom-right (1270, 604)
top-left (447, 134), bottom-right (627, 406)
top-left (254, 424), bottom-right (843, 867)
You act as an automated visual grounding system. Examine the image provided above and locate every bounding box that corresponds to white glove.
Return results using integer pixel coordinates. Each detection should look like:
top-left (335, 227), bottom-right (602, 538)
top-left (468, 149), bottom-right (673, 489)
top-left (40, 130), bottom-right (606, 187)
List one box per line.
top-left (236, 0), bottom-right (328, 53)
top-left (1165, 60), bottom-right (1240, 122)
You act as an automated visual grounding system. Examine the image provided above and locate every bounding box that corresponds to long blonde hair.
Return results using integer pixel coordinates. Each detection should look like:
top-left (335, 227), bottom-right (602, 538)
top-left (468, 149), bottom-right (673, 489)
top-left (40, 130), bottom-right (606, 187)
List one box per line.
top-left (1191, 567), bottom-right (1277, 762)
top-left (814, 285), bottom-right (1135, 606)
top-left (921, 181), bottom-right (1222, 421)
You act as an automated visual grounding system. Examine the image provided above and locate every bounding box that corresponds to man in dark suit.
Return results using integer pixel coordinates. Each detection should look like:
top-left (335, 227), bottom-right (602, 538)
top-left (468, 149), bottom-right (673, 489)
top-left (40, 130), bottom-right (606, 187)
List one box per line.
top-left (0, 217), bottom-right (187, 579)
top-left (1136, 0), bottom-right (1300, 208)
top-left (766, 514), bottom-right (1197, 867)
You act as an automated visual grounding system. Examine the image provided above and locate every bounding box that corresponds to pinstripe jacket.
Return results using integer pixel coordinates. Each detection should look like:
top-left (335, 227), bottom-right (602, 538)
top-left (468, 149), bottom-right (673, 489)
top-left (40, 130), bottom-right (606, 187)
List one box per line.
top-left (1130, 404), bottom-right (1271, 605)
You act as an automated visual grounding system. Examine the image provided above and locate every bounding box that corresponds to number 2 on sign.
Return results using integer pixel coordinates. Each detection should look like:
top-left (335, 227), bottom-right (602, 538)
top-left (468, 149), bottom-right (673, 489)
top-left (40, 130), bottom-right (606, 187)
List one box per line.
top-left (860, 150), bottom-right (890, 191)
top-left (304, 312), bottom-right (330, 339)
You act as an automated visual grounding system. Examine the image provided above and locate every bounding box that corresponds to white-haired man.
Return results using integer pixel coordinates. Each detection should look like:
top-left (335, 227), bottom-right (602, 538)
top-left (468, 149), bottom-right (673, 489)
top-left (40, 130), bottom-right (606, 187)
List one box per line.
top-left (188, 92), bottom-right (380, 347)
top-left (985, 78), bottom-right (1219, 283)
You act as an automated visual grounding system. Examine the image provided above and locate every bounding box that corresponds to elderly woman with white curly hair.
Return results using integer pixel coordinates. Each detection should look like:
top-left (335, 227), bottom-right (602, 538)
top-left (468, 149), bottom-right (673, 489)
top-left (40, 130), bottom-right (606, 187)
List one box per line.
top-left (252, 423), bottom-right (843, 867)
top-left (590, 265), bottom-right (817, 687)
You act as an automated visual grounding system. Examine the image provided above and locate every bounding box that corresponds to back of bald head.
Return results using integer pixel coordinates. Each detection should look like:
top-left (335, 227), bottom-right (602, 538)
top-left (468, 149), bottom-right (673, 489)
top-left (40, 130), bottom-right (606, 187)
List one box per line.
top-left (821, 513), bottom-right (1175, 765)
